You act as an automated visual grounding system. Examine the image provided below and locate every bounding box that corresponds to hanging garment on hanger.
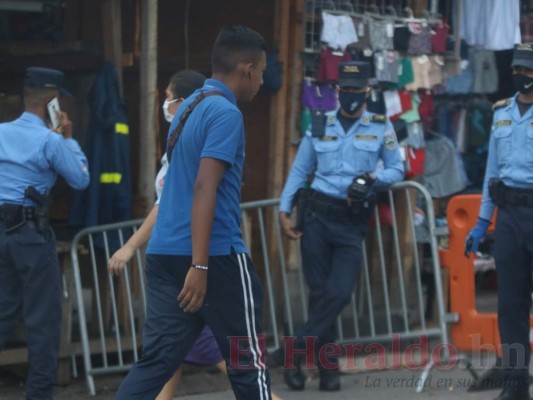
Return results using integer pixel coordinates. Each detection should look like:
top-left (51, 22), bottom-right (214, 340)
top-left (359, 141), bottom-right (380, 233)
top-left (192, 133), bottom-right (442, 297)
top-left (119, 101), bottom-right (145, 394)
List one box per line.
top-left (390, 90), bottom-right (413, 121)
top-left (405, 55), bottom-right (432, 91)
top-left (482, 0), bottom-right (521, 50)
top-left (418, 90), bottom-right (435, 126)
top-left (321, 12), bottom-right (359, 51)
top-left (301, 80), bottom-right (338, 111)
top-left (397, 57), bottom-right (415, 88)
top-left (445, 61), bottom-right (473, 94)
top-left (366, 89), bottom-right (386, 115)
top-left (407, 23), bottom-right (432, 55)
top-left (351, 16), bottom-right (372, 50)
top-left (460, 0), bottom-right (521, 50)
top-left (318, 48), bottom-right (352, 82)
top-left (369, 19), bottom-right (394, 51)
top-left (400, 91), bottom-right (421, 123)
top-left (470, 49), bottom-right (499, 94)
top-left (404, 144), bottom-right (426, 178)
top-left (373, 50), bottom-right (401, 83)
top-left (393, 25), bottom-right (411, 52)
top-left (431, 22), bottom-right (448, 53)
top-left (428, 55), bottom-right (445, 88)
top-left (383, 90), bottom-right (403, 117)
top-left (421, 136), bottom-right (466, 198)
top-left (442, 55), bottom-right (462, 80)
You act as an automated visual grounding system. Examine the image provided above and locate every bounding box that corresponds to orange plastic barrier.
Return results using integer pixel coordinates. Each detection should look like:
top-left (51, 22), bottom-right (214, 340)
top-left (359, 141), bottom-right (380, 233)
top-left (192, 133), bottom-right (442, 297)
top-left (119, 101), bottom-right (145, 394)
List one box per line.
top-left (441, 194), bottom-right (533, 354)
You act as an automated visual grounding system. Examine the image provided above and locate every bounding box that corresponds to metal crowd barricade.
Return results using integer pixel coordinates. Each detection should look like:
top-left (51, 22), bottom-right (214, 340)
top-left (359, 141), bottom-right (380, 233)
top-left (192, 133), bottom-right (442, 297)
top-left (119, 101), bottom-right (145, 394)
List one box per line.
top-left (70, 181), bottom-right (453, 395)
top-left (70, 219), bottom-right (145, 395)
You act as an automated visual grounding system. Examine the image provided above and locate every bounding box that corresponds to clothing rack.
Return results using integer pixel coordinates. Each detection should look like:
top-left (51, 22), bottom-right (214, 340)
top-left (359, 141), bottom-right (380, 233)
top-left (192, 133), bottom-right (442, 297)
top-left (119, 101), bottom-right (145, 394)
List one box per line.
top-left (321, 8), bottom-right (442, 26)
top-left (318, 0), bottom-right (442, 24)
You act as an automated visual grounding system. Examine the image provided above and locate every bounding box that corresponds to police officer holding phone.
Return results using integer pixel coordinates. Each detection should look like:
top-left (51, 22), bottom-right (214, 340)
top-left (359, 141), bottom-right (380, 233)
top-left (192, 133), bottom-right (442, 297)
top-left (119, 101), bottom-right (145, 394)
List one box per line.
top-left (465, 43), bottom-right (533, 400)
top-left (279, 61), bottom-right (404, 392)
top-left (0, 67), bottom-right (89, 399)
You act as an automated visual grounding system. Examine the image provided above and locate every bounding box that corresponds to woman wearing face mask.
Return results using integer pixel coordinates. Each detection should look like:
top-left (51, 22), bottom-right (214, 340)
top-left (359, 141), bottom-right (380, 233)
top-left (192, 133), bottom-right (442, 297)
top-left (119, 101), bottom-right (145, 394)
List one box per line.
top-left (465, 43), bottom-right (533, 400)
top-left (156, 70), bottom-right (207, 199)
top-left (109, 70), bottom-right (205, 275)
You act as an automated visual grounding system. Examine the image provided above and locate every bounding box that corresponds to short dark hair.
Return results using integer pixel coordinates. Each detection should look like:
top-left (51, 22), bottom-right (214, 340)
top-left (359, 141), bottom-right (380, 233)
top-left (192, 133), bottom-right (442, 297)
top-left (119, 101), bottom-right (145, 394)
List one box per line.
top-left (168, 70), bottom-right (206, 99)
top-left (23, 86), bottom-right (57, 108)
top-left (211, 25), bottom-right (267, 74)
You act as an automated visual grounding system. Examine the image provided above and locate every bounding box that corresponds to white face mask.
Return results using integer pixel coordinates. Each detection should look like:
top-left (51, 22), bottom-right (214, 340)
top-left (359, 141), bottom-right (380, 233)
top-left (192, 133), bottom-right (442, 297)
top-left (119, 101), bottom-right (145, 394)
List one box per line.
top-left (162, 99), bottom-right (179, 123)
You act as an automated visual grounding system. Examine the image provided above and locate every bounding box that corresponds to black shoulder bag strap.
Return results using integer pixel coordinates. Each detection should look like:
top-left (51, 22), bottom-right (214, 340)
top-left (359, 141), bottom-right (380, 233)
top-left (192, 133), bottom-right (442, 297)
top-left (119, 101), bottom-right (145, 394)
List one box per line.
top-left (166, 90), bottom-right (225, 162)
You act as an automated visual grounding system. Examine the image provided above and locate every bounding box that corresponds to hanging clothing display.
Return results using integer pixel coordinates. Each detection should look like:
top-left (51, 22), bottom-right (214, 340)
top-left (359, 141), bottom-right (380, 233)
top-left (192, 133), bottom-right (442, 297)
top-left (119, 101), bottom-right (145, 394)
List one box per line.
top-left (420, 135), bottom-right (466, 198)
top-left (300, 4), bottom-right (518, 198)
top-left (318, 48), bottom-right (352, 81)
top-left (460, 0), bottom-right (521, 50)
top-left (470, 49), bottom-right (499, 94)
top-left (321, 12), bottom-right (358, 51)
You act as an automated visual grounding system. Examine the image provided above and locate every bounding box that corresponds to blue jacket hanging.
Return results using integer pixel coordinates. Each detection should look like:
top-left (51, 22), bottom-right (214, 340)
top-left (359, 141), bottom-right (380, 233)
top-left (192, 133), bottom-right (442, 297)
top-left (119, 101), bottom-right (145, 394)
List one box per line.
top-left (69, 61), bottom-right (132, 234)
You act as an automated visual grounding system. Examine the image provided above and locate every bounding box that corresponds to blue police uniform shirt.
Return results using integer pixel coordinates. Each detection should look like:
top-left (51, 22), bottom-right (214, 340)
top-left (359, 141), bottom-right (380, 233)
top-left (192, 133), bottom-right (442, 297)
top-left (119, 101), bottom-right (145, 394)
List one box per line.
top-left (0, 112), bottom-right (89, 205)
top-left (279, 109), bottom-right (404, 213)
top-left (147, 79), bottom-right (247, 256)
top-left (479, 94), bottom-right (533, 221)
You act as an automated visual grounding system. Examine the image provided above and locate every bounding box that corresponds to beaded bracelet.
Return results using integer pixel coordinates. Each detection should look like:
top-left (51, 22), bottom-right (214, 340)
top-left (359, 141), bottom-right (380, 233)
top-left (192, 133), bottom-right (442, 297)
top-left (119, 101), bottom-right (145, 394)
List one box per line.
top-left (191, 264), bottom-right (208, 271)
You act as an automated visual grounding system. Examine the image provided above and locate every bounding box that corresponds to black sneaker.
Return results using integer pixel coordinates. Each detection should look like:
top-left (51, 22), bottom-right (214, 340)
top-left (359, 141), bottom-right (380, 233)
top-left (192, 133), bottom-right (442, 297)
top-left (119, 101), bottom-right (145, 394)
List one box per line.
top-left (319, 369), bottom-right (341, 391)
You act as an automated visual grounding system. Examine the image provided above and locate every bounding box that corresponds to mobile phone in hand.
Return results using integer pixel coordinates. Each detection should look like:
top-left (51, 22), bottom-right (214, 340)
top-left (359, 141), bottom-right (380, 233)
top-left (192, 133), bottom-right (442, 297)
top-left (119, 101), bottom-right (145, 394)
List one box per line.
top-left (47, 97), bottom-right (61, 129)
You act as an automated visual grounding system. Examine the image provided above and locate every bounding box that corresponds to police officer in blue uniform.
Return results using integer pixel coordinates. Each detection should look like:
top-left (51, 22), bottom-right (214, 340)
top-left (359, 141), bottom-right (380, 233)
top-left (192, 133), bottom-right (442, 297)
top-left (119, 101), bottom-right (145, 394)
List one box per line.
top-left (279, 61), bottom-right (404, 392)
top-left (465, 43), bottom-right (533, 400)
top-left (0, 67), bottom-right (89, 399)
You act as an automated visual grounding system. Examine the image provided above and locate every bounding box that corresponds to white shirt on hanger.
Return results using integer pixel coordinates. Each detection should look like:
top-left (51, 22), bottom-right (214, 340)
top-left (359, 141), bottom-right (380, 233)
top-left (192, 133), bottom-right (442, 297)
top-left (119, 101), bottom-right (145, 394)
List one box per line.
top-left (483, 0), bottom-right (521, 50)
top-left (461, 0), bottom-right (521, 50)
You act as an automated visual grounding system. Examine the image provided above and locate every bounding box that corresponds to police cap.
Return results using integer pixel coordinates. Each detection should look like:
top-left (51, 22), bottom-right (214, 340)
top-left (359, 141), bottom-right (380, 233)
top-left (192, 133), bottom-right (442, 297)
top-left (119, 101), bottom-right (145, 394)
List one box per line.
top-left (24, 67), bottom-right (71, 96)
top-left (511, 43), bottom-right (533, 70)
top-left (338, 61), bottom-right (371, 89)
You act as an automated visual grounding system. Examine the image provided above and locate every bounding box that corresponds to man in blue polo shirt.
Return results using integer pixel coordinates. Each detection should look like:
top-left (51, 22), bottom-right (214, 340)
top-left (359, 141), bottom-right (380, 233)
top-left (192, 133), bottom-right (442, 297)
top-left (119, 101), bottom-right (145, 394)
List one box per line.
top-left (116, 26), bottom-right (271, 400)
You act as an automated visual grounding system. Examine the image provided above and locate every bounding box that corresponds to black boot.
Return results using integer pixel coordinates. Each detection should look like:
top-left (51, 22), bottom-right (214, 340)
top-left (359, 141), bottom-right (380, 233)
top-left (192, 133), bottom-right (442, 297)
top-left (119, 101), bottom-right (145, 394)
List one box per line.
top-left (283, 354), bottom-right (306, 391)
top-left (494, 387), bottom-right (530, 400)
top-left (316, 341), bottom-right (341, 391)
top-left (319, 368), bottom-right (341, 391)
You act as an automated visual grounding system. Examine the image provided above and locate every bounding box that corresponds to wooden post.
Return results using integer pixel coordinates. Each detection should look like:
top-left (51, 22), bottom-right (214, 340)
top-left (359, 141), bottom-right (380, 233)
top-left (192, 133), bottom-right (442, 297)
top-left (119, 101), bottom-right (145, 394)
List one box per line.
top-left (138, 0), bottom-right (158, 212)
top-left (102, 0), bottom-right (123, 94)
top-left (265, 0), bottom-right (304, 337)
top-left (267, 0), bottom-right (292, 200)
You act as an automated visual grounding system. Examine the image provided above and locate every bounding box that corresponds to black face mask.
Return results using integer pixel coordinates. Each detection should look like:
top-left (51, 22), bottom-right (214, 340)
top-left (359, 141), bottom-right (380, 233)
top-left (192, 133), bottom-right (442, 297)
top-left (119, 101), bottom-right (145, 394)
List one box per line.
top-left (513, 73), bottom-right (533, 94)
top-left (338, 91), bottom-right (366, 115)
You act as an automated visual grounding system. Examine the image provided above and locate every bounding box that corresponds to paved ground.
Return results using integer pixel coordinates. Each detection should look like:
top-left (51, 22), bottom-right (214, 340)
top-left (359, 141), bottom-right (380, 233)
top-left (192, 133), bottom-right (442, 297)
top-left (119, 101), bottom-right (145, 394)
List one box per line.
top-left (0, 353), bottom-right (517, 399)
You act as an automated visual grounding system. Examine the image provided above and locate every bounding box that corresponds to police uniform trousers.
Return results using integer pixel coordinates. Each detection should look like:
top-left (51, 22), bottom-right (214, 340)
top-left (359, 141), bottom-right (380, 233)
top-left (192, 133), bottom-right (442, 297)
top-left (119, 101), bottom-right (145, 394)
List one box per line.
top-left (0, 221), bottom-right (61, 400)
top-left (295, 209), bottom-right (367, 367)
top-left (115, 252), bottom-right (271, 400)
top-left (494, 205), bottom-right (533, 391)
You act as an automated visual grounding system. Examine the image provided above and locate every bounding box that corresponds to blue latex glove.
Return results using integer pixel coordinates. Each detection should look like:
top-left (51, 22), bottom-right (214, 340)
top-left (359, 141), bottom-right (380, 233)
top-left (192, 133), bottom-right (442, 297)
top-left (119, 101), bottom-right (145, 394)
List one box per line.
top-left (464, 218), bottom-right (491, 257)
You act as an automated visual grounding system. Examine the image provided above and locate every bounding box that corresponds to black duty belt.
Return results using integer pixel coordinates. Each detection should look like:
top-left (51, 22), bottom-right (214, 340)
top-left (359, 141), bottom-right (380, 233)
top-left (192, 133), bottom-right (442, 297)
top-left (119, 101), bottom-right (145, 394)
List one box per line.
top-left (307, 189), bottom-right (352, 217)
top-left (0, 204), bottom-right (37, 222)
top-left (503, 188), bottom-right (533, 207)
